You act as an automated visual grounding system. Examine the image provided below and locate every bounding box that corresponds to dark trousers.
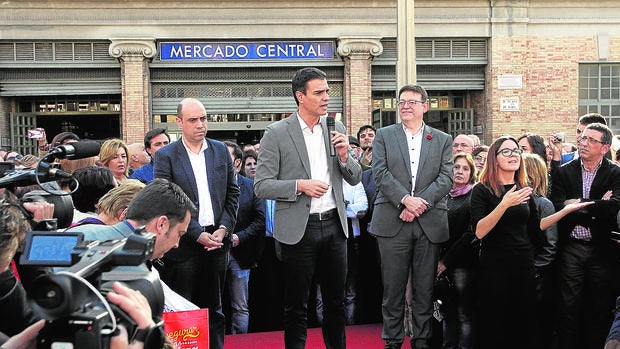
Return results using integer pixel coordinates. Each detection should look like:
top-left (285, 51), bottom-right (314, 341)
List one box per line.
top-left (159, 248), bottom-right (229, 349)
top-left (345, 236), bottom-right (360, 325)
top-left (248, 236), bottom-right (284, 332)
top-left (376, 220), bottom-right (439, 349)
top-left (557, 240), bottom-right (613, 349)
top-left (280, 216), bottom-right (347, 349)
top-left (442, 267), bottom-right (475, 349)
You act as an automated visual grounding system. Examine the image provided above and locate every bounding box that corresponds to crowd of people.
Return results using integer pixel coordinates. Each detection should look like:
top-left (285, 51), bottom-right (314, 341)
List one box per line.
top-left (1, 66), bottom-right (620, 349)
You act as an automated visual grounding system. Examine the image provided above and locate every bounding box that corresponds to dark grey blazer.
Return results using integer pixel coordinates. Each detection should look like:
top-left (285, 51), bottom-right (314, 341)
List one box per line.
top-left (254, 113), bottom-right (362, 245)
top-left (371, 123), bottom-right (453, 243)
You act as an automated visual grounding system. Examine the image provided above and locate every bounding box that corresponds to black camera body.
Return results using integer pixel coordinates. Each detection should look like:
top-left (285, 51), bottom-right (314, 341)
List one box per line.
top-left (20, 228), bottom-right (164, 349)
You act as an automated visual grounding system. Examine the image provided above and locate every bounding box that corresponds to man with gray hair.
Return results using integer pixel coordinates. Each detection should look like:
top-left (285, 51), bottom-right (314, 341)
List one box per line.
top-left (551, 122), bottom-right (620, 349)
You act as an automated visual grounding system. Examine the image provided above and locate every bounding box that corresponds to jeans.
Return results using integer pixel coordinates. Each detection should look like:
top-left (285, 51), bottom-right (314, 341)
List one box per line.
top-left (227, 255), bottom-right (251, 334)
top-left (442, 267), bottom-right (475, 349)
top-left (606, 297), bottom-right (620, 348)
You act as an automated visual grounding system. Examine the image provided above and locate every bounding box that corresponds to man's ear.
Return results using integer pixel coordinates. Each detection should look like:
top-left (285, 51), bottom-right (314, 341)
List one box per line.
top-left (153, 215), bottom-right (169, 235)
top-left (295, 90), bottom-right (304, 103)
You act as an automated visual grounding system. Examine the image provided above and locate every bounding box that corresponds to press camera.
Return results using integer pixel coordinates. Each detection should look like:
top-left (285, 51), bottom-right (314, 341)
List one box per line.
top-left (19, 228), bottom-right (164, 349)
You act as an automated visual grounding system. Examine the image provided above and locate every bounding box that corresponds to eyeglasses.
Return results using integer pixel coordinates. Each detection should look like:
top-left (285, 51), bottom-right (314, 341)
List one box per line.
top-left (577, 135), bottom-right (605, 145)
top-left (496, 148), bottom-right (523, 157)
top-left (474, 155), bottom-right (487, 163)
top-left (397, 100), bottom-right (425, 108)
top-left (5, 154), bottom-right (22, 161)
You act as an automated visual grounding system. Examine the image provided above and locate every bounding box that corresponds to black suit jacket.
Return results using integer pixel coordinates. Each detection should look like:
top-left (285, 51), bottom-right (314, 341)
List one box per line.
top-left (231, 175), bottom-right (265, 269)
top-left (550, 158), bottom-right (620, 260)
top-left (153, 137), bottom-right (239, 261)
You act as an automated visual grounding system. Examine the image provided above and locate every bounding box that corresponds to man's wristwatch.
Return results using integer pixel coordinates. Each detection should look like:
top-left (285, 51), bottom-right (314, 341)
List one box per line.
top-left (132, 320), bottom-right (165, 349)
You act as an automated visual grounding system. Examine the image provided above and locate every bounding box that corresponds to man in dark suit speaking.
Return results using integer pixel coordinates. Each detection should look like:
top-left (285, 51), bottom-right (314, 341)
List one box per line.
top-left (154, 97), bottom-right (239, 349)
top-left (254, 67), bottom-right (362, 349)
top-left (372, 85), bottom-right (453, 349)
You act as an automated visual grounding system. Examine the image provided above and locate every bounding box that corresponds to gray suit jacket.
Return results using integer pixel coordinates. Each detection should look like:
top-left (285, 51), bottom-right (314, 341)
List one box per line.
top-left (371, 123), bottom-right (453, 243)
top-left (254, 113), bottom-right (362, 245)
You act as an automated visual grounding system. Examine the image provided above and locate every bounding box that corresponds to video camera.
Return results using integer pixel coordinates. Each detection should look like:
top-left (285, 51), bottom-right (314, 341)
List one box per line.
top-left (0, 140), bottom-right (103, 229)
top-left (19, 227), bottom-right (164, 349)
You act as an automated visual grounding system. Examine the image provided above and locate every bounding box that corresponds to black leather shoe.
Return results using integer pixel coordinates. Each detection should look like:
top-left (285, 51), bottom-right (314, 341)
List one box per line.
top-left (384, 343), bottom-right (402, 349)
top-left (411, 338), bottom-right (430, 349)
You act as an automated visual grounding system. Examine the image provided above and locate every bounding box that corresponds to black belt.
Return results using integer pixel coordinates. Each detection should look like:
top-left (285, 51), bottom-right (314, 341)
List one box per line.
top-left (568, 236), bottom-right (593, 245)
top-left (202, 225), bottom-right (216, 233)
top-left (308, 208), bottom-right (337, 221)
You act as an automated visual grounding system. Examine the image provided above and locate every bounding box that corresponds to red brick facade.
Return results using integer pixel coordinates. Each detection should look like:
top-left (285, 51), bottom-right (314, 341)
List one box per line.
top-left (484, 35), bottom-right (614, 145)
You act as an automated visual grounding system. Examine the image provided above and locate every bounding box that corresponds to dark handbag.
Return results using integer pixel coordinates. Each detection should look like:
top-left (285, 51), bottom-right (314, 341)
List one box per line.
top-left (433, 274), bottom-right (454, 322)
top-left (471, 236), bottom-right (482, 257)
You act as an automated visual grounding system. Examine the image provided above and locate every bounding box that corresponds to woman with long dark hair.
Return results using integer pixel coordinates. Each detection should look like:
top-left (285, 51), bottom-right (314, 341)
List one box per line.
top-left (471, 135), bottom-right (590, 349)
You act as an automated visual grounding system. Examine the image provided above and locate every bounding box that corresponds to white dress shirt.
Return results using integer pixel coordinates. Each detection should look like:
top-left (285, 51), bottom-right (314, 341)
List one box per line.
top-left (182, 139), bottom-right (215, 226)
top-left (404, 123), bottom-right (424, 195)
top-left (297, 114), bottom-right (337, 213)
top-left (342, 180), bottom-right (368, 237)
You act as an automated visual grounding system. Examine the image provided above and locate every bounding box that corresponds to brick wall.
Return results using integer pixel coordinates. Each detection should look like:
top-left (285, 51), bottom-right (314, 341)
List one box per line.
top-left (347, 55), bottom-right (374, 136)
top-left (120, 55), bottom-right (151, 144)
top-left (486, 36), bottom-right (599, 144)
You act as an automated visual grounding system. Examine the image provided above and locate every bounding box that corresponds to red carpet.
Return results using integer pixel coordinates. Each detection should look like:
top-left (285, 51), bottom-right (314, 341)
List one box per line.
top-left (225, 323), bottom-right (412, 348)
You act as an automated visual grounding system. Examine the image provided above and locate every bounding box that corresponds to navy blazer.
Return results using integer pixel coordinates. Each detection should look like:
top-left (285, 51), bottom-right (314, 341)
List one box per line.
top-left (231, 174), bottom-right (265, 269)
top-left (153, 137), bottom-right (240, 261)
top-left (550, 157), bottom-right (620, 260)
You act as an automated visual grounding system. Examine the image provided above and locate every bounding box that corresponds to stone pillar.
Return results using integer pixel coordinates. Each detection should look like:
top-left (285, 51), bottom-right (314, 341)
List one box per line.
top-left (337, 36), bottom-right (383, 136)
top-left (109, 39), bottom-right (156, 144)
top-left (397, 0), bottom-right (416, 91)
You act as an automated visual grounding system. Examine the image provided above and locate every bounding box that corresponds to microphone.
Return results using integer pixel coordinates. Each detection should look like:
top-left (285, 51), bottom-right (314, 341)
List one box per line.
top-left (326, 116), bottom-right (336, 157)
top-left (0, 165), bottom-right (73, 188)
top-left (47, 140), bottom-right (101, 160)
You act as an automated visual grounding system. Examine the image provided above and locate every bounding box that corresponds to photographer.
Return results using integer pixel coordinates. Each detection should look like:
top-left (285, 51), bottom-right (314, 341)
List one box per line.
top-left (64, 178), bottom-right (196, 260)
top-left (64, 178), bottom-right (199, 313)
top-left (2, 178), bottom-right (195, 349)
top-left (0, 192), bottom-right (54, 340)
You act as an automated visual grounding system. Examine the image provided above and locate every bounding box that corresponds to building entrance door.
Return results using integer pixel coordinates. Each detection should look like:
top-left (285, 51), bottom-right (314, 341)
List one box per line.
top-left (9, 112), bottom-right (120, 154)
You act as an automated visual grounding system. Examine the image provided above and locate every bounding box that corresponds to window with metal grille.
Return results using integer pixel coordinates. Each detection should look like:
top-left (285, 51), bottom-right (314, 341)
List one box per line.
top-left (151, 67), bottom-right (343, 100)
top-left (415, 39), bottom-right (488, 62)
top-left (0, 42), bottom-right (115, 63)
top-left (579, 63), bottom-right (620, 134)
top-left (150, 66), bottom-right (344, 82)
top-left (152, 82), bottom-right (342, 100)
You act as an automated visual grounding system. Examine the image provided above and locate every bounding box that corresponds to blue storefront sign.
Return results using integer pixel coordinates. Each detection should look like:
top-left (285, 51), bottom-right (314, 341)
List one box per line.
top-left (159, 41), bottom-right (334, 61)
